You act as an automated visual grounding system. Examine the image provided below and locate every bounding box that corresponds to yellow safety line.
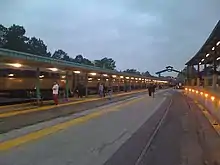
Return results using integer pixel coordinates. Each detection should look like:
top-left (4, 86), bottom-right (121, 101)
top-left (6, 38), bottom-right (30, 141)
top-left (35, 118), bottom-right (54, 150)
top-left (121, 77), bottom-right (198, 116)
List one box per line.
top-left (0, 98), bottom-right (99, 118)
top-left (0, 96), bottom-right (144, 151)
top-left (0, 90), bottom-right (146, 118)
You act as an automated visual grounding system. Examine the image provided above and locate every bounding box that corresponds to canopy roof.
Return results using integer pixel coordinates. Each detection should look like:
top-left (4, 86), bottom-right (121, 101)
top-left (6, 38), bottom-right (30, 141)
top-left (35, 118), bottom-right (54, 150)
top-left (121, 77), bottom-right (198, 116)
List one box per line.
top-left (0, 48), bottom-right (166, 81)
top-left (186, 20), bottom-right (220, 66)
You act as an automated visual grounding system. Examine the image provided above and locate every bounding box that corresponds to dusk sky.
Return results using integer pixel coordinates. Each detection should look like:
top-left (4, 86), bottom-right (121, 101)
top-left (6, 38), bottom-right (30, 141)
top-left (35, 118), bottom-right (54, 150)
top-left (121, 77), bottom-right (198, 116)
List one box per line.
top-left (1, 0), bottom-right (220, 76)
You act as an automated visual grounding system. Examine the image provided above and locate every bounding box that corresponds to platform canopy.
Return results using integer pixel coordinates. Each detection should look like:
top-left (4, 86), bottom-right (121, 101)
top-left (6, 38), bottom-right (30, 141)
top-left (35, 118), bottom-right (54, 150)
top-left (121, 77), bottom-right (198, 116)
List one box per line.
top-left (0, 48), bottom-right (167, 82)
top-left (186, 20), bottom-right (220, 66)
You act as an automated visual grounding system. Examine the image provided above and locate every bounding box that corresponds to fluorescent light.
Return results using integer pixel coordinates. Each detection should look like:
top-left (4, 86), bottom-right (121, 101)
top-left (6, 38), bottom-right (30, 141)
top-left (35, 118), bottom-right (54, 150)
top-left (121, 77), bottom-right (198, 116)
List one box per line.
top-left (217, 41), bottom-right (220, 46)
top-left (217, 57), bottom-right (220, 60)
top-left (39, 75), bottom-right (44, 78)
top-left (126, 77), bottom-right (130, 79)
top-left (90, 73), bottom-right (97, 76)
top-left (199, 62), bottom-right (202, 65)
top-left (8, 74), bottom-right (14, 77)
top-left (120, 76), bottom-right (124, 78)
top-left (201, 59), bottom-right (204, 62)
top-left (48, 68), bottom-right (58, 72)
top-left (103, 74), bottom-right (108, 77)
top-left (8, 63), bottom-right (22, 68)
top-left (206, 53), bottom-right (210, 57)
top-left (131, 77), bottom-right (134, 80)
top-left (88, 78), bottom-right (92, 81)
top-left (212, 47), bottom-right (215, 51)
top-left (74, 71), bottom-right (80, 74)
top-left (112, 75), bottom-right (117, 78)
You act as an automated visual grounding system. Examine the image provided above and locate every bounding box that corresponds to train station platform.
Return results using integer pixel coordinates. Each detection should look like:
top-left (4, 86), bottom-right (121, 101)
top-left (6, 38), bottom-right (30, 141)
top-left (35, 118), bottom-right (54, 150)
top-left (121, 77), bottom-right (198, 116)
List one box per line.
top-left (184, 86), bottom-right (220, 128)
top-left (0, 89), bottom-right (149, 133)
top-left (1, 89), bottom-right (220, 165)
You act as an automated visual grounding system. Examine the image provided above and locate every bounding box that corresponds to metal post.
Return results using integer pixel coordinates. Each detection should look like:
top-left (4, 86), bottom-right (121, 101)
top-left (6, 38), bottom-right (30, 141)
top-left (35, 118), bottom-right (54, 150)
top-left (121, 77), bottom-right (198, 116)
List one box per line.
top-left (129, 79), bottom-right (131, 91)
top-left (36, 67), bottom-right (41, 104)
top-left (85, 73), bottom-right (88, 97)
top-left (117, 79), bottom-right (120, 92)
top-left (197, 64), bottom-right (200, 86)
top-left (124, 78), bottom-right (126, 92)
top-left (204, 64), bottom-right (208, 87)
top-left (213, 59), bottom-right (217, 89)
top-left (65, 71), bottom-right (69, 99)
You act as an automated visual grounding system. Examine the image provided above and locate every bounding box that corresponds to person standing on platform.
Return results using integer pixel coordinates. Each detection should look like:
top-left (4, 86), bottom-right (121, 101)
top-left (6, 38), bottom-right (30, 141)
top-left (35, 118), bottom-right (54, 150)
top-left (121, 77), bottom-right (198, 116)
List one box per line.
top-left (147, 83), bottom-right (153, 97)
top-left (52, 82), bottom-right (59, 105)
top-left (99, 83), bottom-right (104, 97)
top-left (108, 85), bottom-right (113, 100)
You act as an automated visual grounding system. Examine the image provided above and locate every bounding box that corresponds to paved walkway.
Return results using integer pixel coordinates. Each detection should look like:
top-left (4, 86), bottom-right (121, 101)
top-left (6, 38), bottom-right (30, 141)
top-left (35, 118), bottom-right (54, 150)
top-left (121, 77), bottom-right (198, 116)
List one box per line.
top-left (1, 90), bottom-right (220, 165)
top-left (0, 89), bottom-right (147, 114)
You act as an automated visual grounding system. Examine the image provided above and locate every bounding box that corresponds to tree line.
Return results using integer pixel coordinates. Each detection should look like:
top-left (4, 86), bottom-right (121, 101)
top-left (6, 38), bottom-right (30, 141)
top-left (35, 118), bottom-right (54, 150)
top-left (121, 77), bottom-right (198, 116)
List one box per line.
top-left (0, 24), bottom-right (152, 76)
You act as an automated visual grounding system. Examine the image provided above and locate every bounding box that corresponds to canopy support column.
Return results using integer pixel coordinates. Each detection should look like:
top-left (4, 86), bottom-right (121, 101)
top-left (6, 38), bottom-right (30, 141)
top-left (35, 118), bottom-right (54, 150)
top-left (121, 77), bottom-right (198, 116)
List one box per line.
top-left (197, 64), bottom-right (200, 86)
top-left (65, 71), bottom-right (69, 100)
top-left (36, 67), bottom-right (41, 105)
top-left (212, 59), bottom-right (217, 89)
top-left (84, 73), bottom-right (88, 97)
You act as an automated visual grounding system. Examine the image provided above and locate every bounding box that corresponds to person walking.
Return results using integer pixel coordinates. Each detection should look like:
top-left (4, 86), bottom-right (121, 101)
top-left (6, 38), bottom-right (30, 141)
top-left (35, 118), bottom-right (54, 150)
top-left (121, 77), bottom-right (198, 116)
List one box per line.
top-left (52, 82), bottom-right (59, 105)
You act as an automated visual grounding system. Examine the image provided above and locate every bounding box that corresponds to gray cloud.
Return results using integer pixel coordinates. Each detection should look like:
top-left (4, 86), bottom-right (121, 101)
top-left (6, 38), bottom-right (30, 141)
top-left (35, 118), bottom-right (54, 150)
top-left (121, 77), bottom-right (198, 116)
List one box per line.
top-left (0, 0), bottom-right (220, 76)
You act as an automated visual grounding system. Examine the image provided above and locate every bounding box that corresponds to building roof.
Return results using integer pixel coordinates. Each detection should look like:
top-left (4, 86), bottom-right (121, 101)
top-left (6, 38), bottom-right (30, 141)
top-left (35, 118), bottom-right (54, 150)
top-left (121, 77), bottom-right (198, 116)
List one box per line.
top-left (0, 48), bottom-right (165, 81)
top-left (186, 20), bottom-right (220, 66)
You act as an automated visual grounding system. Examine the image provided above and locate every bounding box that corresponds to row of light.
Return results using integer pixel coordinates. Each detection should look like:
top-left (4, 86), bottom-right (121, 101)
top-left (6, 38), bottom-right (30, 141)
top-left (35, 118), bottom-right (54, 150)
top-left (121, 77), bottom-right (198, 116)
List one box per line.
top-left (199, 40), bottom-right (220, 65)
top-left (6, 63), bottom-right (168, 83)
top-left (185, 88), bottom-right (215, 101)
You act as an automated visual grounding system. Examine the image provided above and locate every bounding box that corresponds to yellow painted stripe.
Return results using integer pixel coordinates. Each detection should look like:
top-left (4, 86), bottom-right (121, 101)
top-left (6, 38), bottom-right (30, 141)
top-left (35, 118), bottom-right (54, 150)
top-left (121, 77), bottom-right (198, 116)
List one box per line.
top-left (0, 96), bottom-right (143, 151)
top-left (0, 98), bottom-right (99, 118)
top-left (0, 90), bottom-right (146, 118)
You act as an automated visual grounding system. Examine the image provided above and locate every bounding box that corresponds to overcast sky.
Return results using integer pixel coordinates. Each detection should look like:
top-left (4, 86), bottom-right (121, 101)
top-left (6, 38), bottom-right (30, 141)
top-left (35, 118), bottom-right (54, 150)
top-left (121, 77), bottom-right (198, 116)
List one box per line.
top-left (0, 0), bottom-right (220, 76)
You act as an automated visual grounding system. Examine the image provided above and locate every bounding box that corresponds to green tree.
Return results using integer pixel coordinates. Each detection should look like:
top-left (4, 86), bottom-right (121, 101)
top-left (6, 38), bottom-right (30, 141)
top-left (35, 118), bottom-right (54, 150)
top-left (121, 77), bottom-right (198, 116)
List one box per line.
top-left (75, 54), bottom-right (84, 63)
top-left (2, 24), bottom-right (28, 52)
top-left (94, 57), bottom-right (116, 70)
top-left (27, 37), bottom-right (48, 56)
top-left (124, 69), bottom-right (141, 75)
top-left (52, 49), bottom-right (68, 60)
top-left (0, 24), bottom-right (7, 47)
top-left (74, 54), bottom-right (94, 66)
top-left (142, 71), bottom-right (152, 77)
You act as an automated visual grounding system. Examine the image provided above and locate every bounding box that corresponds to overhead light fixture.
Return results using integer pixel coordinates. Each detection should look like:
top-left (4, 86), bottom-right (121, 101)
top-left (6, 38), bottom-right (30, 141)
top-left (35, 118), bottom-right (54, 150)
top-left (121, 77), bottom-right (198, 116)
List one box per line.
top-left (90, 73), bottom-right (97, 76)
top-left (120, 76), bottom-right (124, 78)
top-left (8, 73), bottom-right (14, 77)
top-left (199, 62), bottom-right (202, 65)
top-left (217, 41), bottom-right (220, 46)
top-left (206, 53), bottom-right (210, 57)
top-left (217, 57), bottom-right (220, 60)
top-left (88, 78), bottom-right (92, 81)
top-left (48, 68), bottom-right (58, 72)
top-left (212, 47), bottom-right (215, 51)
top-left (98, 78), bottom-right (100, 81)
top-left (112, 75), bottom-right (117, 78)
top-left (39, 75), bottom-right (44, 78)
top-left (8, 63), bottom-right (22, 68)
top-left (103, 74), bottom-right (108, 77)
top-left (74, 71), bottom-right (80, 74)
top-left (106, 79), bottom-right (109, 81)
top-left (130, 77), bottom-right (134, 80)
top-left (126, 77), bottom-right (130, 79)
top-left (139, 78), bottom-right (142, 80)
top-left (61, 75), bottom-right (66, 79)
top-left (201, 59), bottom-right (204, 62)
top-left (135, 78), bottom-right (138, 80)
